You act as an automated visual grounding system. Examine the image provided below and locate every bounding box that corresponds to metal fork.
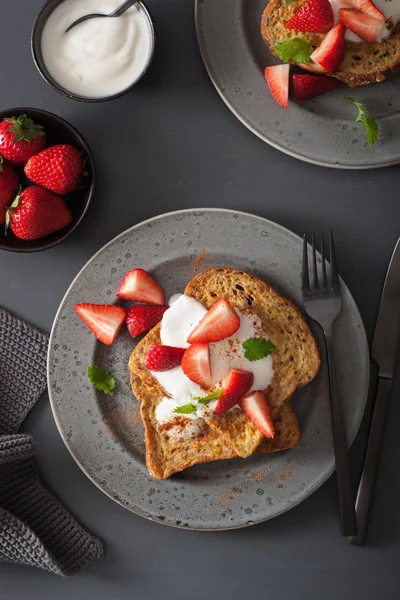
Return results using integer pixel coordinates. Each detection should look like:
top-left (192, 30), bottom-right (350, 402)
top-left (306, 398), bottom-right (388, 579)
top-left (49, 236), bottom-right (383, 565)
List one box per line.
top-left (302, 231), bottom-right (357, 537)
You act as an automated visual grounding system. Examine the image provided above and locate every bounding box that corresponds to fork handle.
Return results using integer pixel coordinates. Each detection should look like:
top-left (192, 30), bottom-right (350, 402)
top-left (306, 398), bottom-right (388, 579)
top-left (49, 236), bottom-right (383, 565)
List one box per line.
top-left (325, 333), bottom-right (358, 537)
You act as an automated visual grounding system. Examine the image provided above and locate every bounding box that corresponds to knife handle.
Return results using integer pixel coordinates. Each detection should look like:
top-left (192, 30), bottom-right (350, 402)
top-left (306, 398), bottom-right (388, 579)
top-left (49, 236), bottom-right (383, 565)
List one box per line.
top-left (325, 334), bottom-right (358, 537)
top-left (350, 378), bottom-right (391, 546)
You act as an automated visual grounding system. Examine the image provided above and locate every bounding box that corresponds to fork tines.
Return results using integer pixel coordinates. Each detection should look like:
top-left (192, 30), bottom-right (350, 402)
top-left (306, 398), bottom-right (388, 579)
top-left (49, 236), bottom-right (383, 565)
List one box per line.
top-left (303, 231), bottom-right (340, 295)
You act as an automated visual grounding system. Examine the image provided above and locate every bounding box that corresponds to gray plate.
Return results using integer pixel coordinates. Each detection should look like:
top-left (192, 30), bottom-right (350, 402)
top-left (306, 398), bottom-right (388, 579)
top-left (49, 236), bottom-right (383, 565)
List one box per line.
top-left (48, 209), bottom-right (369, 530)
top-left (195, 0), bottom-right (400, 169)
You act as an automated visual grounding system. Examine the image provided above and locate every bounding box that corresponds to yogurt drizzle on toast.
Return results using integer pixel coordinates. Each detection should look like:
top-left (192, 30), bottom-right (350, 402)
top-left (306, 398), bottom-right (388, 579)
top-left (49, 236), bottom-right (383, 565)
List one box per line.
top-left (151, 294), bottom-right (274, 441)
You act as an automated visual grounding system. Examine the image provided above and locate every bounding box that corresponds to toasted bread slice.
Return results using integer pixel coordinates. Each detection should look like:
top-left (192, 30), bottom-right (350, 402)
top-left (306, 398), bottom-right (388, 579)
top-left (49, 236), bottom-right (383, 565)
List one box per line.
top-left (129, 322), bottom-right (300, 479)
top-left (261, 0), bottom-right (400, 87)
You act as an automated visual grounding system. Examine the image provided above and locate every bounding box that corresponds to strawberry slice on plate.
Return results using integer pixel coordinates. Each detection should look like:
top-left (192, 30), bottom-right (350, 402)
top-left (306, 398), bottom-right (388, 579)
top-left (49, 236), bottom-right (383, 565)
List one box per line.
top-left (310, 23), bottom-right (346, 73)
top-left (239, 390), bottom-right (275, 438)
top-left (75, 303), bottom-right (126, 345)
top-left (213, 369), bottom-right (254, 415)
top-left (285, 0), bottom-right (334, 33)
top-left (116, 268), bottom-right (165, 305)
top-left (341, 0), bottom-right (386, 21)
top-left (145, 344), bottom-right (186, 371)
top-left (126, 305), bottom-right (168, 338)
top-left (187, 298), bottom-right (240, 344)
top-left (181, 343), bottom-right (212, 388)
top-left (339, 8), bottom-right (385, 43)
top-left (264, 64), bottom-right (290, 108)
top-left (293, 74), bottom-right (341, 100)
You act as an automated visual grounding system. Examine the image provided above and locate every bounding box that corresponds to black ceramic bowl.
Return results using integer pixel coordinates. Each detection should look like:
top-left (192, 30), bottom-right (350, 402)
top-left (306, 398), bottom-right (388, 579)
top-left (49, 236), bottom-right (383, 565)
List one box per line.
top-left (0, 107), bottom-right (95, 253)
top-left (31, 0), bottom-right (155, 103)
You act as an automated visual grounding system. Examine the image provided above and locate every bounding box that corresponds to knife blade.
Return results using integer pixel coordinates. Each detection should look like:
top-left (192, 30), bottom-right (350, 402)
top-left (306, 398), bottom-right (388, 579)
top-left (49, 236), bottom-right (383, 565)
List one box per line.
top-left (350, 237), bottom-right (400, 546)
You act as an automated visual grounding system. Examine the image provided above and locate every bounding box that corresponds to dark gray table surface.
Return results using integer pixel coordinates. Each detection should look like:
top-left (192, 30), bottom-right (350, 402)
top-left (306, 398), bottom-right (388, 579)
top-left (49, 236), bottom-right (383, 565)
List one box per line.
top-left (1, 1), bottom-right (399, 598)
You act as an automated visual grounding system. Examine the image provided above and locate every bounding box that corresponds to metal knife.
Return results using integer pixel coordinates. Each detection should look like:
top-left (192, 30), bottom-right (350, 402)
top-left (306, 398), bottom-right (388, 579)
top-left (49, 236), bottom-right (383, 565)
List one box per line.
top-left (350, 237), bottom-right (400, 546)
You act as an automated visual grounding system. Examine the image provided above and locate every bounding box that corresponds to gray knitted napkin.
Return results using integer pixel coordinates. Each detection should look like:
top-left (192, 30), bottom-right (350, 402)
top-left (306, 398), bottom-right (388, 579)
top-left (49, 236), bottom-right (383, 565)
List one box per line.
top-left (0, 308), bottom-right (104, 576)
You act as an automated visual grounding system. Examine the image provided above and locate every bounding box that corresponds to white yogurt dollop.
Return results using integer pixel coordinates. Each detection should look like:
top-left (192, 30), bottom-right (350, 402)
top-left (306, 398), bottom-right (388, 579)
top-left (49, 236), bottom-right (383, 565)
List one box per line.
top-left (329, 0), bottom-right (399, 42)
top-left (41, 0), bottom-right (152, 98)
top-left (153, 295), bottom-right (275, 441)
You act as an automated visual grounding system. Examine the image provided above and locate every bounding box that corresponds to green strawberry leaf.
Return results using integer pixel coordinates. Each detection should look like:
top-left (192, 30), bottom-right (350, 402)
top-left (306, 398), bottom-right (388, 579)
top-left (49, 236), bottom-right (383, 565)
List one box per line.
top-left (4, 189), bottom-right (22, 234)
top-left (5, 114), bottom-right (45, 143)
top-left (88, 365), bottom-right (116, 396)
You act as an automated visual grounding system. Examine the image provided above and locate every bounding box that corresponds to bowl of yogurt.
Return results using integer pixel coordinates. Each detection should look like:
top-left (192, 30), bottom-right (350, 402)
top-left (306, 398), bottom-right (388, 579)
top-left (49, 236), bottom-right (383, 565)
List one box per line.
top-left (32, 0), bottom-right (155, 102)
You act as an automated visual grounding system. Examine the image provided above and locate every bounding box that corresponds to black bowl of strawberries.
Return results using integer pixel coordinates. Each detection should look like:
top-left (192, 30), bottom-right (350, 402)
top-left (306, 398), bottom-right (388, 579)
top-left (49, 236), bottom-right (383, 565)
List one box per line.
top-left (0, 107), bottom-right (95, 252)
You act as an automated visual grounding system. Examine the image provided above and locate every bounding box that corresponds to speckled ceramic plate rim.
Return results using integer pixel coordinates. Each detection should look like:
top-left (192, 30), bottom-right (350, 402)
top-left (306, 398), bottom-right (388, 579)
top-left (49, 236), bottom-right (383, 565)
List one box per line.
top-left (48, 208), bottom-right (369, 530)
top-left (195, 0), bottom-right (400, 170)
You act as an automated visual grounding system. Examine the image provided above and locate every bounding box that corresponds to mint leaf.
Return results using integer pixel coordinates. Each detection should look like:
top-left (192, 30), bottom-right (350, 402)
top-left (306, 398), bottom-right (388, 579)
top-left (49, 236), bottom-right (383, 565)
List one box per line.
top-left (364, 115), bottom-right (379, 147)
top-left (88, 366), bottom-right (116, 396)
top-left (191, 389), bottom-right (223, 405)
top-left (343, 97), bottom-right (379, 146)
top-left (274, 37), bottom-right (313, 64)
top-left (243, 338), bottom-right (275, 361)
top-left (173, 403), bottom-right (197, 414)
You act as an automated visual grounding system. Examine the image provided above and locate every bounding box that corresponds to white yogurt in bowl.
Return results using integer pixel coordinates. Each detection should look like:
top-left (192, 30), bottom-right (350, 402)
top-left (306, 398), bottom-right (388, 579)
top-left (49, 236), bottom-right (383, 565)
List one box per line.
top-left (36, 0), bottom-right (154, 100)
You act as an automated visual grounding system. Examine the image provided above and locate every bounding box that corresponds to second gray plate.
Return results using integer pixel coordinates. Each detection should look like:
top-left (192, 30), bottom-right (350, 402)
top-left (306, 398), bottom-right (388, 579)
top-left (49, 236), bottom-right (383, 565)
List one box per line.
top-left (196, 0), bottom-right (400, 169)
top-left (48, 209), bottom-right (369, 529)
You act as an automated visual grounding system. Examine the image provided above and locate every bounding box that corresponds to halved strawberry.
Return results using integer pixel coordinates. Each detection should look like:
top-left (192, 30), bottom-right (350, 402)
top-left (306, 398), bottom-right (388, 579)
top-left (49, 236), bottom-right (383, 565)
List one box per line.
top-left (125, 305), bottom-right (168, 338)
top-left (310, 23), bottom-right (346, 73)
top-left (264, 64), bottom-right (290, 108)
top-left (239, 390), bottom-right (275, 438)
top-left (285, 0), bottom-right (334, 33)
top-left (145, 344), bottom-right (185, 371)
top-left (181, 343), bottom-right (212, 388)
top-left (116, 268), bottom-right (165, 305)
top-left (75, 303), bottom-right (126, 345)
top-left (213, 369), bottom-right (254, 415)
top-left (339, 8), bottom-right (385, 43)
top-left (187, 298), bottom-right (240, 344)
top-left (341, 0), bottom-right (386, 22)
top-left (293, 74), bottom-right (341, 100)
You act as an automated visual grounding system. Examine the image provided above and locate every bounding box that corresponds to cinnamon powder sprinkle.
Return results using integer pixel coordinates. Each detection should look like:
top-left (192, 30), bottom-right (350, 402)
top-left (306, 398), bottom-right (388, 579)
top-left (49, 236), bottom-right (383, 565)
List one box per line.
top-left (192, 248), bottom-right (208, 272)
top-left (280, 464), bottom-right (293, 481)
top-left (217, 488), bottom-right (239, 507)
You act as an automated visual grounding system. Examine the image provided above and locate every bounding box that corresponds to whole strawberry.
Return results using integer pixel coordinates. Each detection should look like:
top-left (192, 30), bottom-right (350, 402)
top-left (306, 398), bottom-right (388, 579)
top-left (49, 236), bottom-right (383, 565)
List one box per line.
top-left (6, 186), bottom-right (72, 241)
top-left (24, 144), bottom-right (84, 195)
top-left (0, 114), bottom-right (46, 166)
top-left (0, 157), bottom-right (19, 224)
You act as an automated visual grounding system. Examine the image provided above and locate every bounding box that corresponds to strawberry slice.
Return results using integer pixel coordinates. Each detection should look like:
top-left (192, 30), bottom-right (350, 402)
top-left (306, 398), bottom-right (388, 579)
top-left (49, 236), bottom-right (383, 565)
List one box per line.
top-left (285, 0), bottom-right (334, 33)
top-left (187, 298), bottom-right (240, 344)
top-left (339, 8), bottom-right (385, 43)
top-left (293, 74), bottom-right (341, 100)
top-left (116, 268), bottom-right (165, 305)
top-left (341, 0), bottom-right (386, 22)
top-left (181, 343), bottom-right (212, 388)
top-left (213, 369), bottom-right (254, 415)
top-left (239, 390), bottom-right (275, 438)
top-left (125, 305), bottom-right (168, 338)
top-left (310, 23), bottom-right (346, 73)
top-left (75, 303), bottom-right (126, 345)
top-left (145, 344), bottom-right (186, 371)
top-left (264, 64), bottom-right (290, 108)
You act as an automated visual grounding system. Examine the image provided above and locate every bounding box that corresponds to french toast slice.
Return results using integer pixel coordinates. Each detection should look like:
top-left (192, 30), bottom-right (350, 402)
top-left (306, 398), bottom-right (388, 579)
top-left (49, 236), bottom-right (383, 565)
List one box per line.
top-left (129, 322), bottom-right (300, 479)
top-left (129, 267), bottom-right (318, 477)
top-left (261, 0), bottom-right (400, 87)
